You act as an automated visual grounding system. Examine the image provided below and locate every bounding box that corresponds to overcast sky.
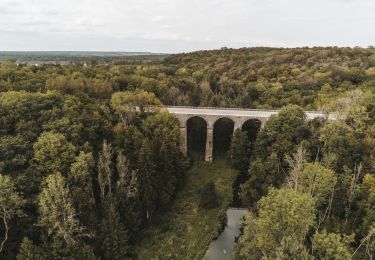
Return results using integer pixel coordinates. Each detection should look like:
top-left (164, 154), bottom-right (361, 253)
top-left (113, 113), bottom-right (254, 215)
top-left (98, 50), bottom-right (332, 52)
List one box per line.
top-left (1, 0), bottom-right (374, 53)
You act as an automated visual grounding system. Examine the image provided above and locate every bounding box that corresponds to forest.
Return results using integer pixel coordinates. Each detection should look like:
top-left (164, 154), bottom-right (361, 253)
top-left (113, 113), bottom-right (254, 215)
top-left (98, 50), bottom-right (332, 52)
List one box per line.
top-left (0, 47), bottom-right (374, 259)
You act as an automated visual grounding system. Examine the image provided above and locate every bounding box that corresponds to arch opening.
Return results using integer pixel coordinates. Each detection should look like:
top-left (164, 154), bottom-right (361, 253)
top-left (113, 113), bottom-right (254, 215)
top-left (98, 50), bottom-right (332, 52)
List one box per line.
top-left (241, 119), bottom-right (262, 143)
top-left (213, 117), bottom-right (234, 159)
top-left (187, 116), bottom-right (207, 160)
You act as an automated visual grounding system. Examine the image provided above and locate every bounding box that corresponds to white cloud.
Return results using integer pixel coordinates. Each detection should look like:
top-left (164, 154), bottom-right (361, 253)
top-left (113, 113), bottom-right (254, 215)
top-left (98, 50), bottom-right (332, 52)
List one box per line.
top-left (0, 0), bottom-right (374, 52)
top-left (152, 15), bottom-right (166, 22)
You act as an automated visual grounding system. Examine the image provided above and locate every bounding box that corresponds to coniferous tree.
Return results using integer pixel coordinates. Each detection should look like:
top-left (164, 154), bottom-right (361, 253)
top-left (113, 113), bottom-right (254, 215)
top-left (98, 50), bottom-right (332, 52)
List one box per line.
top-left (69, 151), bottom-right (96, 228)
top-left (138, 139), bottom-right (157, 219)
top-left (100, 200), bottom-right (129, 260)
top-left (199, 181), bottom-right (219, 209)
top-left (229, 129), bottom-right (250, 173)
top-left (16, 237), bottom-right (43, 260)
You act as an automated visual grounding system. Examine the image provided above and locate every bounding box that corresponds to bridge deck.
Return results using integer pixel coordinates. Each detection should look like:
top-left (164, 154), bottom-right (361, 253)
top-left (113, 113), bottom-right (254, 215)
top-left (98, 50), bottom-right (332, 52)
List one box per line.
top-left (166, 106), bottom-right (333, 120)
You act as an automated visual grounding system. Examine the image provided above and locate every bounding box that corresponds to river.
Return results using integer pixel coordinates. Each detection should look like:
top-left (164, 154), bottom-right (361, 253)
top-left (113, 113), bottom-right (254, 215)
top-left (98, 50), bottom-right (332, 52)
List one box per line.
top-left (203, 208), bottom-right (248, 260)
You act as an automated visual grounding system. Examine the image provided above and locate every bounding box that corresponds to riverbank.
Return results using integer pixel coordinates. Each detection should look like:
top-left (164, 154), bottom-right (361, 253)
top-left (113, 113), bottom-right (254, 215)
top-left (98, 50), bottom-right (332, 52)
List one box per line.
top-left (135, 158), bottom-right (238, 259)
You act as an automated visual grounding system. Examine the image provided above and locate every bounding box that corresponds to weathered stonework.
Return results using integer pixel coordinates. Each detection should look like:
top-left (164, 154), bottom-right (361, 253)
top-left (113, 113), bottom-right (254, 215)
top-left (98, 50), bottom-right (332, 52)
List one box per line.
top-left (167, 106), bottom-right (332, 162)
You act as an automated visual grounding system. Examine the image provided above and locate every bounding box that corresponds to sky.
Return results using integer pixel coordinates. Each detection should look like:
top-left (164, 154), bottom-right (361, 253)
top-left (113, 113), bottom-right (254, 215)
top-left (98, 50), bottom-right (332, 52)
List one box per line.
top-left (0, 0), bottom-right (375, 53)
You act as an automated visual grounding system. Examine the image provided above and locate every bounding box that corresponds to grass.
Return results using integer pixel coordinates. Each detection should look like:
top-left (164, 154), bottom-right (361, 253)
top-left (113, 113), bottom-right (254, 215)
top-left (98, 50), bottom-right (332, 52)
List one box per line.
top-left (135, 156), bottom-right (238, 259)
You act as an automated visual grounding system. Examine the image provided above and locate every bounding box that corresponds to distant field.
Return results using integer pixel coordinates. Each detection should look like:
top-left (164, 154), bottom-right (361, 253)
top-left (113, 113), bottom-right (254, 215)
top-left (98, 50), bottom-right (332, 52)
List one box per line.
top-left (0, 51), bottom-right (168, 64)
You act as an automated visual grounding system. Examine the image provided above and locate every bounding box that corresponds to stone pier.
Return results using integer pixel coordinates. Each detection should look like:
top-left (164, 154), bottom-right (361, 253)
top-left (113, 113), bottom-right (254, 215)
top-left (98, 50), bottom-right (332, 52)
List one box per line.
top-left (167, 106), bottom-right (333, 162)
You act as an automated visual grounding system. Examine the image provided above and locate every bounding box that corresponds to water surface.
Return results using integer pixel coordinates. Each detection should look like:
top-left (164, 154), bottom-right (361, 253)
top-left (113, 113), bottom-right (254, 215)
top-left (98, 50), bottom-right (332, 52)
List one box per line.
top-left (203, 208), bottom-right (248, 260)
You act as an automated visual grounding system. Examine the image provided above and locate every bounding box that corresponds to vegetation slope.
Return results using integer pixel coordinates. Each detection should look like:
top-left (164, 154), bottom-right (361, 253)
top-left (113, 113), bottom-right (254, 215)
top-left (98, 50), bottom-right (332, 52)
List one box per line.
top-left (0, 47), bottom-right (374, 259)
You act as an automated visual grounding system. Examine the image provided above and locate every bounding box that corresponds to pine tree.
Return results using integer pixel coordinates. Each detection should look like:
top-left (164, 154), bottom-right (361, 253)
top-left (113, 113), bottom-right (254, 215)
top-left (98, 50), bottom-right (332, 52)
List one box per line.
top-left (70, 151), bottom-right (96, 228)
top-left (138, 139), bottom-right (158, 219)
top-left (199, 181), bottom-right (219, 209)
top-left (229, 129), bottom-right (250, 173)
top-left (100, 201), bottom-right (129, 260)
top-left (16, 237), bottom-right (43, 260)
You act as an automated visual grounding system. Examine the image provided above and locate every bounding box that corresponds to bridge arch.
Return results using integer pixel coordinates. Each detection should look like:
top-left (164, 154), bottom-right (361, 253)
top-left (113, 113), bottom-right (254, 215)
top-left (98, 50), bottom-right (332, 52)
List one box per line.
top-left (169, 106), bottom-right (333, 162)
top-left (241, 118), bottom-right (262, 143)
top-left (213, 117), bottom-right (235, 159)
top-left (186, 116), bottom-right (207, 159)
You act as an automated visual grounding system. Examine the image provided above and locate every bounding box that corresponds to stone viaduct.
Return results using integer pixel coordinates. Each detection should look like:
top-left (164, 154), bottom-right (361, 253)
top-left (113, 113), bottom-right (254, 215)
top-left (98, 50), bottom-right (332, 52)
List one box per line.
top-left (166, 106), bottom-right (334, 162)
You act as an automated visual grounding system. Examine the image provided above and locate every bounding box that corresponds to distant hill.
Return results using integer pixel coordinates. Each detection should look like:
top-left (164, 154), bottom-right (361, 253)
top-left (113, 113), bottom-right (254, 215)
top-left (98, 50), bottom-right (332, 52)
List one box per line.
top-left (0, 51), bottom-right (168, 64)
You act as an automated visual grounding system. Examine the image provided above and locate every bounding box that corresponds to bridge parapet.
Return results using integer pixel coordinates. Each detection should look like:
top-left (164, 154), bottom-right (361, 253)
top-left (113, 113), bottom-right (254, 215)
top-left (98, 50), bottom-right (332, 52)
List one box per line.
top-left (166, 106), bottom-right (334, 162)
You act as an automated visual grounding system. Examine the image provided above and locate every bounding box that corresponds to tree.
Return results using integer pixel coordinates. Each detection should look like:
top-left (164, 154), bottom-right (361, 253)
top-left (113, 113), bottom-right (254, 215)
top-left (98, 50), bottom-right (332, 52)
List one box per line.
top-left (354, 174), bottom-right (375, 258)
top-left (240, 154), bottom-right (280, 204)
top-left (286, 162), bottom-right (337, 208)
top-left (235, 188), bottom-right (315, 259)
top-left (111, 89), bottom-right (163, 122)
top-left (69, 152), bottom-right (96, 227)
top-left (199, 181), bottom-right (219, 209)
top-left (360, 174), bottom-right (375, 236)
top-left (0, 175), bottom-right (24, 253)
top-left (142, 111), bottom-right (186, 209)
top-left (116, 152), bottom-right (138, 199)
top-left (16, 237), bottom-right (43, 260)
top-left (275, 235), bottom-right (310, 260)
top-left (46, 75), bottom-right (112, 99)
top-left (320, 120), bottom-right (361, 171)
top-left (33, 131), bottom-right (76, 175)
top-left (113, 123), bottom-right (143, 165)
top-left (136, 111), bottom-right (187, 217)
top-left (312, 230), bottom-right (353, 259)
top-left (38, 173), bottom-right (91, 245)
top-left (98, 140), bottom-right (114, 199)
top-left (115, 152), bottom-right (142, 237)
top-left (241, 105), bottom-right (310, 203)
top-left (137, 139), bottom-right (157, 219)
top-left (254, 104), bottom-right (308, 159)
top-left (229, 129), bottom-right (250, 173)
top-left (257, 188), bottom-right (315, 250)
top-left (232, 213), bottom-right (260, 259)
top-left (100, 200), bottom-right (129, 260)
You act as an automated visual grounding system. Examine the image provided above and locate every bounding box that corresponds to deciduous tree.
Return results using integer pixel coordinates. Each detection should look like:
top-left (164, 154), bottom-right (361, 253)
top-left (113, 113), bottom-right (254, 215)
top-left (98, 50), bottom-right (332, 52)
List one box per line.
top-left (0, 175), bottom-right (24, 253)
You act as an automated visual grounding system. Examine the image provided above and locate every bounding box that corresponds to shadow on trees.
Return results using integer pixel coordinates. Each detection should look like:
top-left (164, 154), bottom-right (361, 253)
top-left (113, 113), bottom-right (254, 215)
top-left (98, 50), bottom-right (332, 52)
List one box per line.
top-left (213, 118), bottom-right (234, 159)
top-left (187, 116), bottom-right (207, 160)
top-left (241, 119), bottom-right (261, 144)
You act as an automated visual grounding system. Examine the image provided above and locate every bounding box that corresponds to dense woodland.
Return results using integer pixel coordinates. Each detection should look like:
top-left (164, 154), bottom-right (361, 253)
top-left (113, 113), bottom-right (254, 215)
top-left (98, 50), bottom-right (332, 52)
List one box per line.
top-left (0, 47), bottom-right (374, 259)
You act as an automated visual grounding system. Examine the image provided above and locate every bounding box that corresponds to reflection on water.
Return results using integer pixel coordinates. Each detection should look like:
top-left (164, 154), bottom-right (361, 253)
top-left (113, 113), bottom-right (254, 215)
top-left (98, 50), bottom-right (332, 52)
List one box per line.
top-left (203, 208), bottom-right (248, 260)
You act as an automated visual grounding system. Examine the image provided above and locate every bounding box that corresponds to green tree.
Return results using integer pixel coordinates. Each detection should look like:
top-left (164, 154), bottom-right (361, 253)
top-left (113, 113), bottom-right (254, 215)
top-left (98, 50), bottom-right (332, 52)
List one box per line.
top-left (16, 237), bottom-right (43, 260)
top-left (0, 175), bottom-right (25, 253)
top-left (312, 230), bottom-right (353, 259)
top-left (33, 131), bottom-right (76, 175)
top-left (229, 129), bottom-right (250, 173)
top-left (142, 111), bottom-right (186, 209)
top-left (320, 120), bottom-right (361, 171)
top-left (69, 152), bottom-right (96, 227)
top-left (240, 154), bottom-right (280, 204)
top-left (113, 123), bottom-right (143, 166)
top-left (199, 181), bottom-right (219, 209)
top-left (241, 105), bottom-right (310, 203)
top-left (111, 89), bottom-right (163, 122)
top-left (38, 173), bottom-right (91, 245)
top-left (97, 140), bottom-right (114, 199)
top-left (138, 139), bottom-right (157, 219)
top-left (100, 201), bottom-right (129, 260)
top-left (360, 174), bottom-right (375, 236)
top-left (256, 188), bottom-right (315, 252)
top-left (287, 162), bottom-right (337, 208)
top-left (235, 188), bottom-right (315, 259)
top-left (115, 152), bottom-right (142, 237)
top-left (254, 104), bottom-right (308, 159)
